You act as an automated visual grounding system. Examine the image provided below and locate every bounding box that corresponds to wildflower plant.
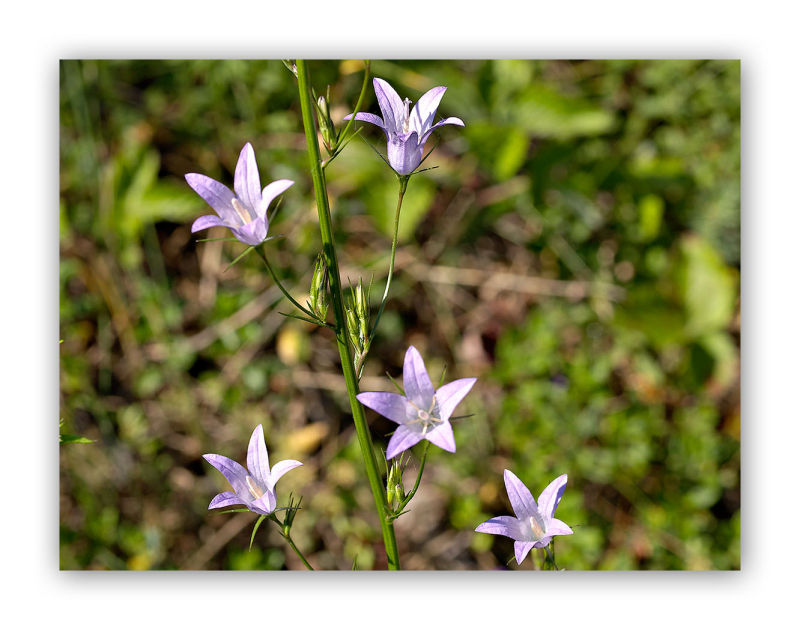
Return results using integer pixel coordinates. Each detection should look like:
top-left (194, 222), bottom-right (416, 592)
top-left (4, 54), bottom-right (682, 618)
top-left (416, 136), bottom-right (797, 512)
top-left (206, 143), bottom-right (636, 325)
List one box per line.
top-left (187, 60), bottom-right (573, 570)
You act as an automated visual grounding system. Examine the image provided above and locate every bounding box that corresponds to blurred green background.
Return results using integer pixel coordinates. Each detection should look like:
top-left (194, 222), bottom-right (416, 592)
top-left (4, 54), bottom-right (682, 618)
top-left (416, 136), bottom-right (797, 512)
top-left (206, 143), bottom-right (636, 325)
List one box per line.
top-left (59, 59), bottom-right (740, 570)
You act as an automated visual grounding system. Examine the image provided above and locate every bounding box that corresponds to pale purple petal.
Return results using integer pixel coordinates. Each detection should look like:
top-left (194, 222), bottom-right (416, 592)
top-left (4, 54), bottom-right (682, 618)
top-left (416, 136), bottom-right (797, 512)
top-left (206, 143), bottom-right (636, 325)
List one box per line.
top-left (546, 518), bottom-right (574, 536)
top-left (250, 489), bottom-right (277, 515)
top-left (267, 459), bottom-right (303, 491)
top-left (203, 453), bottom-right (250, 498)
top-left (537, 474), bottom-right (568, 520)
top-left (386, 425), bottom-right (425, 459)
top-left (208, 491), bottom-right (244, 510)
top-left (409, 86), bottom-right (447, 135)
top-left (475, 515), bottom-right (524, 540)
top-left (185, 173), bottom-right (237, 223)
top-left (246, 425), bottom-right (271, 489)
top-left (357, 391), bottom-right (411, 425)
top-left (258, 179), bottom-right (294, 218)
top-left (191, 214), bottom-right (230, 233)
top-left (403, 346), bottom-right (435, 409)
top-left (514, 540), bottom-right (535, 565)
top-left (435, 377), bottom-right (477, 422)
top-left (419, 116), bottom-right (466, 146)
top-left (503, 469), bottom-right (538, 520)
top-left (533, 536), bottom-right (554, 549)
top-left (233, 143), bottom-right (262, 214)
top-left (387, 133), bottom-right (423, 175)
top-left (424, 420), bottom-right (456, 453)
top-left (343, 112), bottom-right (386, 130)
top-left (229, 216), bottom-right (268, 246)
top-left (373, 78), bottom-right (405, 134)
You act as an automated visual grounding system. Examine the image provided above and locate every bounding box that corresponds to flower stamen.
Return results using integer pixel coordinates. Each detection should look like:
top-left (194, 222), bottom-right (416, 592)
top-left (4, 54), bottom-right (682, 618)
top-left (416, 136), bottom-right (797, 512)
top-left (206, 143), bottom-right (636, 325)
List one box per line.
top-left (232, 198), bottom-right (252, 224)
top-left (246, 475), bottom-right (264, 500)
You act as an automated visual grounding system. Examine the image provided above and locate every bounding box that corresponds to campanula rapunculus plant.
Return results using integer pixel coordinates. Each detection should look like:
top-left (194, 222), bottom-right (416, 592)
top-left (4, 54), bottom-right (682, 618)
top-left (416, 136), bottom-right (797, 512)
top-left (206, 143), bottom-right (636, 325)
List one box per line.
top-left (475, 470), bottom-right (574, 564)
top-left (357, 346), bottom-right (476, 459)
top-left (186, 142), bottom-right (294, 246)
top-left (344, 78), bottom-right (464, 175)
top-left (203, 424), bottom-right (303, 515)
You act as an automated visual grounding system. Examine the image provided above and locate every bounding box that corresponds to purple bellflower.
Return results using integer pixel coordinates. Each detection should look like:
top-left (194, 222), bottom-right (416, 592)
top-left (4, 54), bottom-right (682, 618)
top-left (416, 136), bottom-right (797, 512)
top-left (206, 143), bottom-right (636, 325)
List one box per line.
top-left (475, 470), bottom-right (574, 564)
top-left (356, 345), bottom-right (476, 459)
top-left (203, 424), bottom-right (303, 515)
top-left (344, 78), bottom-right (465, 175)
top-left (186, 142), bottom-right (294, 247)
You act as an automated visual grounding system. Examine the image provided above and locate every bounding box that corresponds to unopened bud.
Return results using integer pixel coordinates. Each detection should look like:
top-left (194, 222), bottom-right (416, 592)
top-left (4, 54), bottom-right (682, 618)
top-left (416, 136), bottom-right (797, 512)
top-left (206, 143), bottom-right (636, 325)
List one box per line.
top-left (282, 60), bottom-right (297, 77)
top-left (316, 93), bottom-right (337, 154)
top-left (309, 255), bottom-right (329, 320)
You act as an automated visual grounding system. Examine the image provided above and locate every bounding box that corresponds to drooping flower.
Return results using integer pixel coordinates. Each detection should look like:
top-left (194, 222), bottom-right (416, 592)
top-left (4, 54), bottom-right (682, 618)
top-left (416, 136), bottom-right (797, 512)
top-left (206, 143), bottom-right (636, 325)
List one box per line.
top-left (186, 142), bottom-right (294, 246)
top-left (356, 345), bottom-right (476, 459)
top-left (203, 424), bottom-right (303, 515)
top-left (344, 78), bottom-right (464, 175)
top-left (475, 470), bottom-right (573, 565)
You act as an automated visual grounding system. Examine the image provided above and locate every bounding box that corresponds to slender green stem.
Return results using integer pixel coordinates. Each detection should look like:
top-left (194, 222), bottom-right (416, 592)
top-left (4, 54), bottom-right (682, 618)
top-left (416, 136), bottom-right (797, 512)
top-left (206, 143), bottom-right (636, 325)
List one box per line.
top-left (296, 59), bottom-right (400, 570)
top-left (391, 441), bottom-right (429, 519)
top-left (283, 532), bottom-right (315, 570)
top-left (543, 541), bottom-right (559, 571)
top-left (267, 513), bottom-right (314, 570)
top-left (365, 176), bottom-right (408, 351)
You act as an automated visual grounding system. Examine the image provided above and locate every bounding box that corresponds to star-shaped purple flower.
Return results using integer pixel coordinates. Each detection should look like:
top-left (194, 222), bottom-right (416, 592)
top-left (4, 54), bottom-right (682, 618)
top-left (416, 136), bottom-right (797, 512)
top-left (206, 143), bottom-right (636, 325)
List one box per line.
top-left (345, 78), bottom-right (465, 175)
top-left (186, 142), bottom-right (294, 246)
top-left (475, 470), bottom-right (574, 565)
top-left (356, 345), bottom-right (477, 459)
top-left (203, 424), bottom-right (303, 515)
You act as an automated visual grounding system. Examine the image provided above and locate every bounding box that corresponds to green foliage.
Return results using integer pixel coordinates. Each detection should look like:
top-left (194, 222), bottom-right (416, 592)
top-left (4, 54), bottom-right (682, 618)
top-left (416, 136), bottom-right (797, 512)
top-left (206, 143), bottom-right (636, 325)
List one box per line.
top-left (60, 60), bottom-right (739, 570)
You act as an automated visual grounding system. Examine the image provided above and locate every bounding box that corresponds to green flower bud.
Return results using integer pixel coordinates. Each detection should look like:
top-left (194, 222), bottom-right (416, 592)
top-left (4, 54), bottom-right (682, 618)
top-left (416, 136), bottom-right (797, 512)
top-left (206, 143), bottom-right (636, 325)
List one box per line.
top-left (309, 254), bottom-right (329, 320)
top-left (315, 93), bottom-right (337, 154)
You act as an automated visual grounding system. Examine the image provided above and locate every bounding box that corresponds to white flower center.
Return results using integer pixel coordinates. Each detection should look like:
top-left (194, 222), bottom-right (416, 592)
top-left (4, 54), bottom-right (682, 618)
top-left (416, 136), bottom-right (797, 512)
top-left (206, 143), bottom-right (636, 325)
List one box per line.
top-left (409, 397), bottom-right (442, 435)
top-left (246, 475), bottom-right (264, 500)
top-left (232, 198), bottom-right (252, 225)
top-left (529, 514), bottom-right (546, 541)
top-left (401, 98), bottom-right (412, 134)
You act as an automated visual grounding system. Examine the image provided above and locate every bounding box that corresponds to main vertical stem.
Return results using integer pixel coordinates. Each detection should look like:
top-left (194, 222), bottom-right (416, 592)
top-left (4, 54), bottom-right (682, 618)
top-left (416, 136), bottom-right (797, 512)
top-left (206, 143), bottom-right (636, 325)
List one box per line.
top-left (296, 60), bottom-right (400, 570)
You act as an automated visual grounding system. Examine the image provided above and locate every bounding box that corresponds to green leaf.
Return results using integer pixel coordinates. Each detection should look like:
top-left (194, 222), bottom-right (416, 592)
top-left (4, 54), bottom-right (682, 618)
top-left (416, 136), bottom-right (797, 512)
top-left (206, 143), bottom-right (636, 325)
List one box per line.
top-left (59, 433), bottom-right (94, 445)
top-left (638, 195), bottom-right (664, 242)
top-left (512, 85), bottom-right (616, 139)
top-left (675, 235), bottom-right (738, 337)
top-left (250, 514), bottom-right (267, 551)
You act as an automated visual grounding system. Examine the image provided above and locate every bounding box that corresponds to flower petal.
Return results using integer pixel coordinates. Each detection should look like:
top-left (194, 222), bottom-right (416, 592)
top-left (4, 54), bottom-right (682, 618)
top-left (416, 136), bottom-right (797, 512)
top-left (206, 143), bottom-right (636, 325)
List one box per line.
top-left (343, 112), bottom-right (386, 129)
top-left (514, 540), bottom-right (535, 565)
top-left (203, 453), bottom-right (250, 498)
top-left (246, 425), bottom-right (271, 489)
top-left (537, 473), bottom-right (568, 520)
top-left (208, 491), bottom-right (244, 510)
top-left (533, 537), bottom-right (553, 549)
top-left (546, 518), bottom-right (574, 537)
top-left (503, 469), bottom-right (538, 520)
top-left (373, 78), bottom-right (405, 135)
top-left (185, 173), bottom-right (237, 223)
top-left (230, 216), bottom-right (268, 246)
top-left (409, 86), bottom-right (446, 135)
top-left (268, 459), bottom-right (303, 491)
top-left (435, 377), bottom-right (477, 422)
top-left (387, 133), bottom-right (423, 175)
top-left (385, 425), bottom-right (425, 459)
top-left (233, 143), bottom-right (262, 215)
top-left (250, 489), bottom-right (277, 515)
top-left (475, 515), bottom-right (523, 540)
top-left (356, 391), bottom-right (411, 425)
top-left (403, 346), bottom-right (435, 409)
top-left (191, 214), bottom-right (229, 233)
top-left (424, 420), bottom-right (456, 453)
top-left (258, 179), bottom-right (294, 218)
top-left (419, 116), bottom-right (465, 146)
